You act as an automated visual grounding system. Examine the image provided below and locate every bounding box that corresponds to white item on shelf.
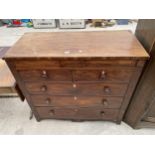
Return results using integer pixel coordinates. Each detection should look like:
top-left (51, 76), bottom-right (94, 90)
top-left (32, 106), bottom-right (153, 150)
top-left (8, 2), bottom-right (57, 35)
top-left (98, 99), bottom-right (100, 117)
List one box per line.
top-left (59, 19), bottom-right (85, 29)
top-left (32, 19), bottom-right (56, 29)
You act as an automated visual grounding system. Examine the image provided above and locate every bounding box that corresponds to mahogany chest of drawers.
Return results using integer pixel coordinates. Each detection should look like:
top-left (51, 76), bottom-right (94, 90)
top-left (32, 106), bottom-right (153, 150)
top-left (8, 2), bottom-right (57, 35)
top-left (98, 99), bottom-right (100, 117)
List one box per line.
top-left (4, 31), bottom-right (149, 123)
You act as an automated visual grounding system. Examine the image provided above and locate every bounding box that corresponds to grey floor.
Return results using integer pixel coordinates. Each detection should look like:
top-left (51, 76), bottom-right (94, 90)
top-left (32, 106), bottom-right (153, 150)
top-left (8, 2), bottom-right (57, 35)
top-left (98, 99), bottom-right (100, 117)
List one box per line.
top-left (1, 97), bottom-right (155, 135)
top-left (0, 22), bottom-right (155, 134)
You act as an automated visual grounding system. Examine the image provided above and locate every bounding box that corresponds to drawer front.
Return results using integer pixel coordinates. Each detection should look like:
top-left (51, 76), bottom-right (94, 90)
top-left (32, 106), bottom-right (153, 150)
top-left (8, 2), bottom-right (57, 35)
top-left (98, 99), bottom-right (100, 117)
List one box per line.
top-left (18, 67), bottom-right (133, 83)
top-left (73, 68), bottom-right (133, 83)
top-left (77, 96), bottom-right (123, 108)
top-left (60, 60), bottom-right (136, 68)
top-left (77, 107), bottom-right (119, 120)
top-left (31, 95), bottom-right (77, 107)
top-left (25, 82), bottom-right (128, 96)
top-left (31, 95), bottom-right (123, 108)
top-left (18, 70), bottom-right (72, 81)
top-left (36, 106), bottom-right (119, 120)
top-left (36, 107), bottom-right (77, 119)
top-left (14, 59), bottom-right (136, 70)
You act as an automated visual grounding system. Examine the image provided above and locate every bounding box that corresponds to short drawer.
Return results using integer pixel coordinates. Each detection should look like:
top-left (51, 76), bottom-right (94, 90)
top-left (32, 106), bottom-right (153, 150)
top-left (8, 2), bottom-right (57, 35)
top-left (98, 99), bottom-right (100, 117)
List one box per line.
top-left (31, 95), bottom-right (77, 107)
top-left (36, 107), bottom-right (77, 119)
top-left (36, 106), bottom-right (119, 121)
top-left (18, 69), bottom-right (72, 81)
top-left (73, 67), bottom-right (133, 83)
top-left (31, 95), bottom-right (123, 108)
top-left (77, 96), bottom-right (123, 108)
top-left (25, 82), bottom-right (128, 96)
top-left (77, 107), bottom-right (119, 120)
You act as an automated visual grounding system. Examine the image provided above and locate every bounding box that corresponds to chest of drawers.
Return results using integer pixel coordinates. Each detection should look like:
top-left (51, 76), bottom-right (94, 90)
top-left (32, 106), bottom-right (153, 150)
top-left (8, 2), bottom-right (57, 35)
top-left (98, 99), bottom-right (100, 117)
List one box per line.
top-left (4, 31), bottom-right (149, 123)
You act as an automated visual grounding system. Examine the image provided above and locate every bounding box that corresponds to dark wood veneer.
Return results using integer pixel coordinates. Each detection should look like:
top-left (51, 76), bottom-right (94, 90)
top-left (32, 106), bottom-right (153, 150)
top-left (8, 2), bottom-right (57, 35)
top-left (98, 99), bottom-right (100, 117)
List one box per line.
top-left (4, 31), bottom-right (148, 123)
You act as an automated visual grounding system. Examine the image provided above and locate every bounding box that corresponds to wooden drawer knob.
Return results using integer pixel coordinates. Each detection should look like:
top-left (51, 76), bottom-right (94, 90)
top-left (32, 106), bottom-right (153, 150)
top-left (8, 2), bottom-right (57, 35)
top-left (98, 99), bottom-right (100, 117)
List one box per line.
top-left (49, 109), bottom-right (55, 116)
top-left (103, 86), bottom-right (111, 94)
top-left (74, 109), bottom-right (78, 113)
top-left (41, 85), bottom-right (47, 92)
top-left (45, 98), bottom-right (52, 105)
top-left (41, 70), bottom-right (47, 78)
top-left (100, 111), bottom-right (105, 116)
top-left (100, 70), bottom-right (106, 80)
top-left (102, 99), bottom-right (108, 106)
top-left (74, 96), bottom-right (77, 100)
top-left (73, 84), bottom-right (77, 88)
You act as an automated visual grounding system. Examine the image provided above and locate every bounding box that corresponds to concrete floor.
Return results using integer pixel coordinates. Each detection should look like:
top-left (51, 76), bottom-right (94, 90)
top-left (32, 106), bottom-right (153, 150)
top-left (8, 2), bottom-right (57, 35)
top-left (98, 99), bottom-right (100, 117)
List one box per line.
top-left (1, 97), bottom-right (155, 135)
top-left (0, 22), bottom-right (155, 134)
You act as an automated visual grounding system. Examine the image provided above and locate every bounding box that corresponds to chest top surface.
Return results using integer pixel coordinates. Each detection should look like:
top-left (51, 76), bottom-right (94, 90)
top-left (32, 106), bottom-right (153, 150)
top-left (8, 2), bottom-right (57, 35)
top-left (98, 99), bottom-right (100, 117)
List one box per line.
top-left (4, 31), bottom-right (149, 59)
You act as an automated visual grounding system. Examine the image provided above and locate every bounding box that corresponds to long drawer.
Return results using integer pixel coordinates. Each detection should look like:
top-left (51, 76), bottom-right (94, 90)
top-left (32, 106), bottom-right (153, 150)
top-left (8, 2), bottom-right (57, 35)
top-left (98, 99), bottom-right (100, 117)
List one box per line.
top-left (18, 67), bottom-right (133, 83)
top-left (25, 82), bottom-right (128, 96)
top-left (14, 59), bottom-right (136, 70)
top-left (36, 106), bottom-right (119, 120)
top-left (31, 95), bottom-right (123, 108)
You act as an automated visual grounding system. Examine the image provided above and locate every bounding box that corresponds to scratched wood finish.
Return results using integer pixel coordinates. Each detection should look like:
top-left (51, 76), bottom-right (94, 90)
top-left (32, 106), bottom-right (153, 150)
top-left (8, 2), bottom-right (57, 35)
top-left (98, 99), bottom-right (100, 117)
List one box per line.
top-left (31, 95), bottom-right (123, 108)
top-left (36, 106), bottom-right (119, 121)
top-left (18, 67), bottom-right (134, 83)
top-left (14, 59), bottom-right (137, 70)
top-left (25, 82), bottom-right (128, 96)
top-left (4, 31), bottom-right (148, 122)
top-left (5, 31), bottom-right (148, 59)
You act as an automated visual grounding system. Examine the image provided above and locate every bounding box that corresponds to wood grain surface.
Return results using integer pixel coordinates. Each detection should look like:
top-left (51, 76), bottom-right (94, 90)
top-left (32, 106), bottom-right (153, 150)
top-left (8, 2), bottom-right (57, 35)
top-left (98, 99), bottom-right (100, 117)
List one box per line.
top-left (18, 67), bottom-right (134, 83)
top-left (31, 95), bottom-right (123, 108)
top-left (36, 106), bottom-right (119, 121)
top-left (25, 82), bottom-right (128, 96)
top-left (0, 46), bottom-right (16, 95)
top-left (4, 31), bottom-right (149, 122)
top-left (0, 59), bottom-right (15, 88)
top-left (4, 31), bottom-right (149, 59)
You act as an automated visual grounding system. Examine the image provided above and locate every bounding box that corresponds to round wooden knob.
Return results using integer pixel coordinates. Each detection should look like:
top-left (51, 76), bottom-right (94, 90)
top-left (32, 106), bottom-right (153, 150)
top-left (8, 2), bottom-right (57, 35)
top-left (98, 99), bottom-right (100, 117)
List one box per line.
top-left (74, 109), bottom-right (78, 112)
top-left (73, 84), bottom-right (77, 88)
top-left (100, 70), bottom-right (106, 79)
top-left (49, 109), bottom-right (55, 116)
top-left (74, 96), bottom-right (77, 100)
top-left (104, 86), bottom-right (111, 94)
top-left (102, 99), bottom-right (108, 106)
top-left (45, 98), bottom-right (51, 105)
top-left (41, 70), bottom-right (47, 78)
top-left (41, 85), bottom-right (47, 92)
top-left (100, 111), bottom-right (105, 116)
